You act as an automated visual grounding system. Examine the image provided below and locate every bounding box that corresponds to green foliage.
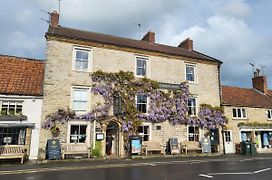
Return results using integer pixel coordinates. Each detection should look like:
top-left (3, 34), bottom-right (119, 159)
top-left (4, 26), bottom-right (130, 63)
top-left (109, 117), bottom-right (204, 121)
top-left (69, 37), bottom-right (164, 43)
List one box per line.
top-left (238, 122), bottom-right (272, 127)
top-left (91, 141), bottom-right (102, 157)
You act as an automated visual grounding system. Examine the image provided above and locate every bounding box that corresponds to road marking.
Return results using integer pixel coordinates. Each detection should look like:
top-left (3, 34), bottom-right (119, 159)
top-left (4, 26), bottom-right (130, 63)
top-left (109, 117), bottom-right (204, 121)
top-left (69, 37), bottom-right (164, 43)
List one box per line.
top-left (253, 168), bottom-right (271, 174)
top-left (199, 174), bottom-right (213, 178)
top-left (209, 172), bottom-right (253, 175)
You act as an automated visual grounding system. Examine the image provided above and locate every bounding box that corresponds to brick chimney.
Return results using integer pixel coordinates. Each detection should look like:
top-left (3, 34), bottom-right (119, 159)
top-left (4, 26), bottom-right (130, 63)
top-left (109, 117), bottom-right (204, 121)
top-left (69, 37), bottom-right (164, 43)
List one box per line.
top-left (50, 11), bottom-right (59, 27)
top-left (252, 70), bottom-right (268, 94)
top-left (141, 31), bottom-right (155, 43)
top-left (178, 38), bottom-right (193, 51)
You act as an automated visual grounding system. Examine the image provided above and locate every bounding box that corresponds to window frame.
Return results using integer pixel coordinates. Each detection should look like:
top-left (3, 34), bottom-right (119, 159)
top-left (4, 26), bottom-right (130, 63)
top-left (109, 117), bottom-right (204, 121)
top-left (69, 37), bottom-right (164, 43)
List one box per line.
top-left (187, 125), bottom-right (200, 141)
top-left (0, 127), bottom-right (26, 145)
top-left (135, 56), bottom-right (149, 77)
top-left (67, 121), bottom-right (90, 146)
top-left (0, 100), bottom-right (23, 115)
top-left (187, 97), bottom-right (197, 116)
top-left (185, 63), bottom-right (197, 83)
top-left (71, 87), bottom-right (90, 114)
top-left (72, 47), bottom-right (92, 72)
top-left (138, 122), bottom-right (152, 141)
top-left (267, 109), bottom-right (272, 120)
top-left (135, 94), bottom-right (148, 114)
top-left (232, 107), bottom-right (247, 119)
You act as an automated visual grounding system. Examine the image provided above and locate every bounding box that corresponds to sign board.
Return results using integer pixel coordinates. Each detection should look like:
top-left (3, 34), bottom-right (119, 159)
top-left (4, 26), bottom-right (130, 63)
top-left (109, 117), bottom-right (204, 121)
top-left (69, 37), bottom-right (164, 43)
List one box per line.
top-left (159, 82), bottom-right (180, 90)
top-left (96, 133), bottom-right (104, 141)
top-left (131, 136), bottom-right (142, 155)
top-left (46, 139), bottom-right (61, 160)
top-left (201, 137), bottom-right (211, 153)
top-left (210, 128), bottom-right (220, 145)
top-left (169, 138), bottom-right (179, 154)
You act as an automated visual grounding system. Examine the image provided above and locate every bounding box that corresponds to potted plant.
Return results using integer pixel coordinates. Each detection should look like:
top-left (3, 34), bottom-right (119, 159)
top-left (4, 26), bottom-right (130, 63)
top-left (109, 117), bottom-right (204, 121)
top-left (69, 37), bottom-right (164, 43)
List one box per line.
top-left (50, 125), bottom-right (60, 138)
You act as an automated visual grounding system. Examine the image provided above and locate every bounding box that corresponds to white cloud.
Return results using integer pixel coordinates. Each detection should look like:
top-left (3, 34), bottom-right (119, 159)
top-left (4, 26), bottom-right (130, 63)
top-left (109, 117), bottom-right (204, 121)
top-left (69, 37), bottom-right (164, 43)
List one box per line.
top-left (220, 0), bottom-right (251, 18)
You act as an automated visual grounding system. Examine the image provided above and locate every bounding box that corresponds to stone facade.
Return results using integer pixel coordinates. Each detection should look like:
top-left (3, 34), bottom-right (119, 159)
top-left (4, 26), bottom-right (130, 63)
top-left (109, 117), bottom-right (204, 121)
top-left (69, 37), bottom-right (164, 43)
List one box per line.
top-left (40, 35), bottom-right (222, 156)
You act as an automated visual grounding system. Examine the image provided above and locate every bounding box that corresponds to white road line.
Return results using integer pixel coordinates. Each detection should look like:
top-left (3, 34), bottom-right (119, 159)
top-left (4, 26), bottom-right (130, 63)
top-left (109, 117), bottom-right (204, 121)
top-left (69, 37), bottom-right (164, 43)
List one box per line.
top-left (253, 168), bottom-right (271, 174)
top-left (199, 174), bottom-right (214, 178)
top-left (209, 172), bottom-right (253, 175)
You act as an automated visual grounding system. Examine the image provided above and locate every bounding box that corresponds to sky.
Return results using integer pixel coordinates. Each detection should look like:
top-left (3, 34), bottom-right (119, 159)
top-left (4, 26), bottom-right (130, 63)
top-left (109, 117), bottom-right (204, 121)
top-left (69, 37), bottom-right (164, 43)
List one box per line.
top-left (0, 0), bottom-right (271, 89)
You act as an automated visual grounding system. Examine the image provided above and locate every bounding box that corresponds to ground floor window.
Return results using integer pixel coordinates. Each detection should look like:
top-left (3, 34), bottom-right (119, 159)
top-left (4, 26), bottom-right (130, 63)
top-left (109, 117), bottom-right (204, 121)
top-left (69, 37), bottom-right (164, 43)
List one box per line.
top-left (69, 125), bottom-right (87, 143)
top-left (0, 127), bottom-right (26, 145)
top-left (188, 126), bottom-right (199, 141)
top-left (138, 125), bottom-right (150, 141)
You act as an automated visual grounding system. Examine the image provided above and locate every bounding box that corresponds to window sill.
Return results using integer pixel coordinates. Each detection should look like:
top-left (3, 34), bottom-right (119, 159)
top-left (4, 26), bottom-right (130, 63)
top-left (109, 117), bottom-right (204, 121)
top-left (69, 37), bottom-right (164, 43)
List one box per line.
top-left (232, 118), bottom-right (248, 120)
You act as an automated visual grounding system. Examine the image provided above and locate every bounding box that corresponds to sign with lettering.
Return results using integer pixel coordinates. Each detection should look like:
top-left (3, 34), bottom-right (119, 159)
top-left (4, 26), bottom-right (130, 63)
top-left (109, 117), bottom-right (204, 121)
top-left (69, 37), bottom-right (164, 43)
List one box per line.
top-left (159, 83), bottom-right (180, 90)
top-left (96, 133), bottom-right (104, 141)
top-left (46, 139), bottom-right (61, 160)
top-left (131, 136), bottom-right (142, 155)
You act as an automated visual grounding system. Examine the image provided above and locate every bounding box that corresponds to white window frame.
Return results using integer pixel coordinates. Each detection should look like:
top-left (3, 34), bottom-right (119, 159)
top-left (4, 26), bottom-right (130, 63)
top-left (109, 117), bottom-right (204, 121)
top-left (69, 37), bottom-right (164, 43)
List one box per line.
top-left (72, 47), bottom-right (92, 72)
top-left (267, 109), bottom-right (272, 120)
top-left (135, 94), bottom-right (149, 114)
top-left (185, 63), bottom-right (197, 83)
top-left (232, 107), bottom-right (247, 119)
top-left (0, 100), bottom-right (23, 115)
top-left (187, 125), bottom-right (200, 141)
top-left (187, 97), bottom-right (198, 116)
top-left (135, 56), bottom-right (149, 77)
top-left (70, 87), bottom-right (91, 114)
top-left (138, 122), bottom-right (152, 141)
top-left (67, 121), bottom-right (91, 147)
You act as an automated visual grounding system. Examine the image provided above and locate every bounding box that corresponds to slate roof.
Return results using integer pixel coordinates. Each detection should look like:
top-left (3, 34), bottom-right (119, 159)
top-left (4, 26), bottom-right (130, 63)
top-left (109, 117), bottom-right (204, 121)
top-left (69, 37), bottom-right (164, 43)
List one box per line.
top-left (0, 54), bottom-right (44, 96)
top-left (221, 86), bottom-right (272, 109)
top-left (46, 26), bottom-right (222, 64)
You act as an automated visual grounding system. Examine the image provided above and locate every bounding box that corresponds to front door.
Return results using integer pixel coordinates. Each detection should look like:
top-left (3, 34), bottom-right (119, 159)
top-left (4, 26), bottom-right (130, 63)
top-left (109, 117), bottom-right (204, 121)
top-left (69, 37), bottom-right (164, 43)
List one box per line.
top-left (224, 130), bottom-right (234, 153)
top-left (106, 121), bottom-right (119, 156)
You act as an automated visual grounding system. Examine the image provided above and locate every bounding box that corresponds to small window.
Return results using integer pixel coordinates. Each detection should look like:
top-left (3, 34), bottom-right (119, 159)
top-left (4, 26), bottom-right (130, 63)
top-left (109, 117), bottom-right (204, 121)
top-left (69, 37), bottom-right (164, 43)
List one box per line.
top-left (188, 126), bottom-right (199, 141)
top-left (74, 48), bottom-right (91, 71)
top-left (232, 108), bottom-right (247, 119)
top-left (268, 109), bottom-right (272, 120)
top-left (185, 64), bottom-right (196, 82)
top-left (187, 97), bottom-right (197, 116)
top-left (0, 101), bottom-right (23, 115)
top-left (136, 57), bottom-right (148, 77)
top-left (136, 94), bottom-right (147, 113)
top-left (138, 125), bottom-right (150, 141)
top-left (72, 88), bottom-right (89, 113)
top-left (69, 125), bottom-right (87, 143)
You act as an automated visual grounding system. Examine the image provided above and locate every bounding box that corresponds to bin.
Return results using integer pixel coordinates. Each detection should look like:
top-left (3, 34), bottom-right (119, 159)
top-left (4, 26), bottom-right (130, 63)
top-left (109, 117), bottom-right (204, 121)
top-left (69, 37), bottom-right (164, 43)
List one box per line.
top-left (241, 141), bottom-right (251, 155)
top-left (250, 143), bottom-right (257, 155)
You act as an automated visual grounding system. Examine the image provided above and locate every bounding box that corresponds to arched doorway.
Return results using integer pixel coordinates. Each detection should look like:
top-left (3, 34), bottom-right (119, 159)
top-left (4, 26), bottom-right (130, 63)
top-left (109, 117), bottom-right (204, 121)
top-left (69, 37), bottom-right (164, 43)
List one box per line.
top-left (106, 121), bottom-right (119, 156)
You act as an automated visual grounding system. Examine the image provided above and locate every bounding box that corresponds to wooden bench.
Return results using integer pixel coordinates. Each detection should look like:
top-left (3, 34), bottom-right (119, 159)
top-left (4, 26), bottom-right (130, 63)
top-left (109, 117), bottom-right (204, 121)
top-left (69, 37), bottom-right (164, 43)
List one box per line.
top-left (0, 145), bottom-right (25, 164)
top-left (142, 141), bottom-right (164, 155)
top-left (61, 143), bottom-right (90, 159)
top-left (181, 141), bottom-right (202, 154)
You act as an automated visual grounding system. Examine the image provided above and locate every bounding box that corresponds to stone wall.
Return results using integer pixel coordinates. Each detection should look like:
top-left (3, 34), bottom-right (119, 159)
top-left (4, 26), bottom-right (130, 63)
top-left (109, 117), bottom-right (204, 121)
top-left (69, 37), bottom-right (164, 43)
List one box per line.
top-left (40, 39), bottom-right (221, 154)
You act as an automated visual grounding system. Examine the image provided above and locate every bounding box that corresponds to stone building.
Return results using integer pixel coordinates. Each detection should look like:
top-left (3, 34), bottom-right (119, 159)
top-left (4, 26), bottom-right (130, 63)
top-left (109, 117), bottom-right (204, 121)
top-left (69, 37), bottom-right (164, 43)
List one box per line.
top-left (222, 72), bottom-right (272, 153)
top-left (40, 11), bottom-right (224, 157)
top-left (0, 54), bottom-right (44, 160)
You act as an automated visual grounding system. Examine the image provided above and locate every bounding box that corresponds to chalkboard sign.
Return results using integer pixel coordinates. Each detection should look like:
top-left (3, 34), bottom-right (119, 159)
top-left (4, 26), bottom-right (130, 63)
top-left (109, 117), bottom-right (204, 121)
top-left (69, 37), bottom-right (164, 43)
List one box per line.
top-left (46, 139), bottom-right (61, 160)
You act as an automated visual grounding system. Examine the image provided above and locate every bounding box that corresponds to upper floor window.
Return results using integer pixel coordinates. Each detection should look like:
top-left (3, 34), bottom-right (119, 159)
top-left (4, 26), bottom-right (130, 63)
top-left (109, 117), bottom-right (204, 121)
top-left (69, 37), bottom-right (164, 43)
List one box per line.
top-left (267, 109), bottom-right (272, 120)
top-left (136, 94), bottom-right (147, 113)
top-left (136, 57), bottom-right (148, 77)
top-left (188, 97), bottom-right (197, 116)
top-left (185, 64), bottom-right (196, 82)
top-left (74, 48), bottom-right (91, 71)
top-left (232, 108), bottom-right (247, 119)
top-left (72, 88), bottom-right (89, 114)
top-left (0, 101), bottom-right (23, 115)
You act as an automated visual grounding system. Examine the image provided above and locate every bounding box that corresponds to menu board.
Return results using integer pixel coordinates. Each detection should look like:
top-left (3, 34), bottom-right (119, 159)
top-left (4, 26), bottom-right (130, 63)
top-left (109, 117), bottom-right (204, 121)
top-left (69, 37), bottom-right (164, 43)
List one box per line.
top-left (47, 139), bottom-right (61, 160)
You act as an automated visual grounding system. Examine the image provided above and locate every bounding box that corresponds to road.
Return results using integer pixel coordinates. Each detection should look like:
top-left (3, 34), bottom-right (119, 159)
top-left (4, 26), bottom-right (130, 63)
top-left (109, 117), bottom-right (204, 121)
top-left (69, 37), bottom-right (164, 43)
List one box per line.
top-left (0, 156), bottom-right (272, 180)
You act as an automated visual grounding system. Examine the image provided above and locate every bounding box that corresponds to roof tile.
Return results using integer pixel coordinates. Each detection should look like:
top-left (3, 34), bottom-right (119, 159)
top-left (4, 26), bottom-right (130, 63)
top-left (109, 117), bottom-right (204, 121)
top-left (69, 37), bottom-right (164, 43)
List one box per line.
top-left (0, 55), bottom-right (44, 96)
top-left (221, 86), bottom-right (272, 108)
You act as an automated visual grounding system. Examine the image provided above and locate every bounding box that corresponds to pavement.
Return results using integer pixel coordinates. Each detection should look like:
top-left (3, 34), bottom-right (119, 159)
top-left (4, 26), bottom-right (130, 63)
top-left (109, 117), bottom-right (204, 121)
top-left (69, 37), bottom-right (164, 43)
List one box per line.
top-left (0, 153), bottom-right (271, 171)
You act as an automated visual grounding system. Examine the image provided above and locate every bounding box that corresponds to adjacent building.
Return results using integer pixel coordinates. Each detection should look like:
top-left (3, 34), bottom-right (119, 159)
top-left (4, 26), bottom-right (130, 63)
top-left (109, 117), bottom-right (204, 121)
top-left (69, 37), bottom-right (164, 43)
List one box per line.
top-left (39, 11), bottom-right (223, 157)
top-left (0, 55), bottom-right (44, 159)
top-left (222, 72), bottom-right (272, 153)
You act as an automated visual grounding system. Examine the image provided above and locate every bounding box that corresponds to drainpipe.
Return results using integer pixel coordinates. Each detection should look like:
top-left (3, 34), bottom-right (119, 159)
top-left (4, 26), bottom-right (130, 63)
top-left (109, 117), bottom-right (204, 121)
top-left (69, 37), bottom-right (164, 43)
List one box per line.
top-left (93, 118), bottom-right (96, 149)
top-left (221, 126), bottom-right (226, 154)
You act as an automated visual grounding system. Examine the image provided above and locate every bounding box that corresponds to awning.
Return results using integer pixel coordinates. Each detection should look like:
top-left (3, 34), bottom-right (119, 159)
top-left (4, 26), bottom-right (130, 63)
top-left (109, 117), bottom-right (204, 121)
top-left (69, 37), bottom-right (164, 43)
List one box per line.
top-left (0, 115), bottom-right (27, 121)
top-left (0, 123), bottom-right (35, 128)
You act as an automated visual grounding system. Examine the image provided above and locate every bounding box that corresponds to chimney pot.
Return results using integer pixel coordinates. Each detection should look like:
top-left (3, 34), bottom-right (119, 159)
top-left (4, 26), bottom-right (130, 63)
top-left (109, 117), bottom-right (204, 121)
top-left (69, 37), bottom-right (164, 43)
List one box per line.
top-left (252, 75), bottom-right (268, 94)
top-left (178, 38), bottom-right (193, 51)
top-left (141, 31), bottom-right (155, 43)
top-left (50, 11), bottom-right (59, 27)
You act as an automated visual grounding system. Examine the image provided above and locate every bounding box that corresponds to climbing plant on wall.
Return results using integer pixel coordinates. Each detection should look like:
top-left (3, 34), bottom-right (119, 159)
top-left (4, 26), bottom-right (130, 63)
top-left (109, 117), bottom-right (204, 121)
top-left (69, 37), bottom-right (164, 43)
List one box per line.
top-left (42, 70), bottom-right (227, 148)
